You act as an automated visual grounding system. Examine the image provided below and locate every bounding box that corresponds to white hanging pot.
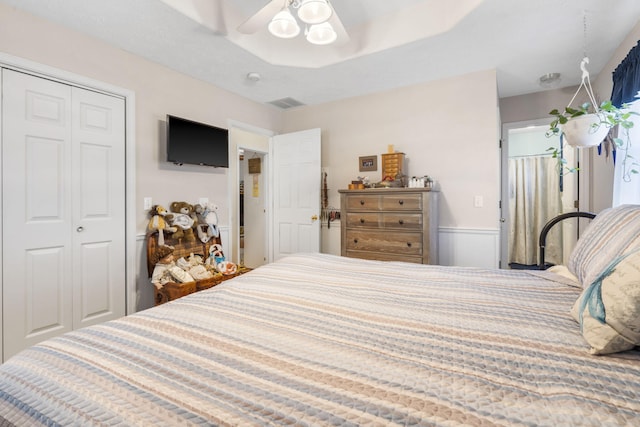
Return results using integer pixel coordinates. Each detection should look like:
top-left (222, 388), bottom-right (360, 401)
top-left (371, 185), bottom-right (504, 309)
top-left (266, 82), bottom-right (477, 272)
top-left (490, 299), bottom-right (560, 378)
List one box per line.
top-left (561, 113), bottom-right (609, 147)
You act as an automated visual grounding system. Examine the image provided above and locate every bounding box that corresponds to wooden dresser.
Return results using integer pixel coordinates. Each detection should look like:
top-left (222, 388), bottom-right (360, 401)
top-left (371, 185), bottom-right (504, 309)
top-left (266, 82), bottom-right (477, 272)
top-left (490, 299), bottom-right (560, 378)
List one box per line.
top-left (339, 188), bottom-right (438, 264)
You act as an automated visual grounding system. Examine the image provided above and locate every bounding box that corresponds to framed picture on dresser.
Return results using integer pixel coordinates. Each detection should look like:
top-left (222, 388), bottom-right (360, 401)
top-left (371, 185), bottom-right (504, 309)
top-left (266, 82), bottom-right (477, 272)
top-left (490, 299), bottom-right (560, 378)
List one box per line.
top-left (359, 155), bottom-right (377, 172)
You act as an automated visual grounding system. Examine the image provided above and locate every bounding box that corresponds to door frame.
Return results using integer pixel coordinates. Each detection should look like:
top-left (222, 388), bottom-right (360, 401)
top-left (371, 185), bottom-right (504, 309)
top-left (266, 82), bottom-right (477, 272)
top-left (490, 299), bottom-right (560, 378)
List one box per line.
top-left (240, 148), bottom-right (269, 268)
top-left (500, 118), bottom-right (587, 268)
top-left (0, 52), bottom-right (137, 314)
top-left (227, 120), bottom-right (274, 265)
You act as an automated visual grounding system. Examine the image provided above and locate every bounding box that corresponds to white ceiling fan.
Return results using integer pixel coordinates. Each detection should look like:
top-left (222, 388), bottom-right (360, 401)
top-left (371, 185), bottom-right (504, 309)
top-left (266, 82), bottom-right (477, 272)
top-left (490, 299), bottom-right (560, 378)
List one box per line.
top-left (237, 0), bottom-right (348, 45)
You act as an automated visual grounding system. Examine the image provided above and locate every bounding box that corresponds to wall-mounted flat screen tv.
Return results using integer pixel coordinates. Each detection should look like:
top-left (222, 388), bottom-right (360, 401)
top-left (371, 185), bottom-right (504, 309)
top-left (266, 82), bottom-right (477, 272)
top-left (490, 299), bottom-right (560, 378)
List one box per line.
top-left (166, 115), bottom-right (229, 168)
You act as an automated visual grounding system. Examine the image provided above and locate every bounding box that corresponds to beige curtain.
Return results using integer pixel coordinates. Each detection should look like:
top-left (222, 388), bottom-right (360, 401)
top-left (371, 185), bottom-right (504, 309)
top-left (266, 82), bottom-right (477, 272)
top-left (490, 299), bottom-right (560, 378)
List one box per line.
top-left (508, 156), bottom-right (563, 266)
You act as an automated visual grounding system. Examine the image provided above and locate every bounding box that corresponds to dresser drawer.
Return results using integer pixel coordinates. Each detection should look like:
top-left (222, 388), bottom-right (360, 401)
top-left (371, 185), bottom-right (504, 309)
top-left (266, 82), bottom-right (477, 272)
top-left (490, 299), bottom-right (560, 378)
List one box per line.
top-left (346, 212), bottom-right (381, 228)
top-left (379, 193), bottom-right (421, 210)
top-left (345, 194), bottom-right (380, 211)
top-left (346, 212), bottom-right (422, 229)
top-left (344, 193), bottom-right (422, 211)
top-left (345, 230), bottom-right (423, 255)
top-left (345, 250), bottom-right (423, 264)
top-left (381, 213), bottom-right (422, 229)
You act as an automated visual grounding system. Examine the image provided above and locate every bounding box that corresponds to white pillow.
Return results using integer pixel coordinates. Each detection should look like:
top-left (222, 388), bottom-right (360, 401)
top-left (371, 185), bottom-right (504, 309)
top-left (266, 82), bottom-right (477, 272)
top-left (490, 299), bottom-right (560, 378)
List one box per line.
top-left (571, 250), bottom-right (640, 355)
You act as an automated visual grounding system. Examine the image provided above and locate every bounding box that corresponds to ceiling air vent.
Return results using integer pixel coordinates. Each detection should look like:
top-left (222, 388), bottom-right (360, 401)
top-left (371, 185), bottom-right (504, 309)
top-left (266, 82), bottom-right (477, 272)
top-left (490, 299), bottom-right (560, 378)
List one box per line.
top-left (267, 97), bottom-right (305, 109)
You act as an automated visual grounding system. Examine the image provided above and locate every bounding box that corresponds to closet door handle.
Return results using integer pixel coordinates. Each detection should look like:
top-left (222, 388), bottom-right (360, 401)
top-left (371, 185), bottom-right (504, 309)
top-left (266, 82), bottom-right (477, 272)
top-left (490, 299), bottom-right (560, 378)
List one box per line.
top-left (76, 226), bottom-right (84, 232)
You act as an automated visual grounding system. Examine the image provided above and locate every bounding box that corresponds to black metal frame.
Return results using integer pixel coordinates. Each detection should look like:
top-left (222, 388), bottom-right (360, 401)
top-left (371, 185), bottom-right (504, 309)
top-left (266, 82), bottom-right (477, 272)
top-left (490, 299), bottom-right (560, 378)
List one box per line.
top-left (537, 211), bottom-right (596, 269)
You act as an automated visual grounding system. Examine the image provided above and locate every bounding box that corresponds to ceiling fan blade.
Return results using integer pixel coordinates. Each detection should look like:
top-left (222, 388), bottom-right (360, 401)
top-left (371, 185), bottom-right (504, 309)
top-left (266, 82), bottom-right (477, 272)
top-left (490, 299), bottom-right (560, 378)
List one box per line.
top-left (237, 0), bottom-right (283, 34)
top-left (327, 3), bottom-right (349, 44)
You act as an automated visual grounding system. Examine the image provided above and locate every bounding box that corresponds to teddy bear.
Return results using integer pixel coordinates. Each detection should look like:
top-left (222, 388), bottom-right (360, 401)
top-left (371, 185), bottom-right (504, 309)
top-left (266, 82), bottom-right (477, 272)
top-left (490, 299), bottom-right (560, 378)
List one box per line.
top-left (193, 203), bottom-right (213, 243)
top-left (203, 202), bottom-right (220, 239)
top-left (168, 201), bottom-right (196, 242)
top-left (147, 204), bottom-right (177, 246)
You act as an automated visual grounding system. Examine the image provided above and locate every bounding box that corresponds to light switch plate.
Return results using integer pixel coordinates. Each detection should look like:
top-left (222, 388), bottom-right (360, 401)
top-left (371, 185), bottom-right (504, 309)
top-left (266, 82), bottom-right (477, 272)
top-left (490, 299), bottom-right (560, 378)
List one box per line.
top-left (144, 197), bottom-right (153, 210)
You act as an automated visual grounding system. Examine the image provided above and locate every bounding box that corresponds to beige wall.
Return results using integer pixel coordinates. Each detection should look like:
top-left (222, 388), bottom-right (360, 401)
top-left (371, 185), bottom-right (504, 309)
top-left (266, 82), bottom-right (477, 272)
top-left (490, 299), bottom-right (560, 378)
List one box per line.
top-left (14, 3), bottom-right (639, 264)
top-left (282, 69), bottom-right (501, 230)
top-left (0, 3), bottom-right (283, 234)
top-left (500, 20), bottom-right (640, 214)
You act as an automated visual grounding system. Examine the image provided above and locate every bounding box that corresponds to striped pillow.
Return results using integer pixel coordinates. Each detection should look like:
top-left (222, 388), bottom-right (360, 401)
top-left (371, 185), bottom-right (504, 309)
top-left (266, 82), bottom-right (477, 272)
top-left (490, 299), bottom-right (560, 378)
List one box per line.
top-left (568, 205), bottom-right (640, 287)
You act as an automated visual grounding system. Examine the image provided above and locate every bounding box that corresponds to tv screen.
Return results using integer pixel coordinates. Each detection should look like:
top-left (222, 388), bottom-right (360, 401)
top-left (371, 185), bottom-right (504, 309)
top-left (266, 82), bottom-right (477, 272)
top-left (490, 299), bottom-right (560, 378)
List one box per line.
top-left (166, 115), bottom-right (229, 167)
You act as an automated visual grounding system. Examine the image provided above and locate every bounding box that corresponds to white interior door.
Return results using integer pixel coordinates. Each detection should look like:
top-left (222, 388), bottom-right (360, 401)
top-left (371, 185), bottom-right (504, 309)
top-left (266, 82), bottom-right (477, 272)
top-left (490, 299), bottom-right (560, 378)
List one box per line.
top-left (272, 128), bottom-right (321, 260)
top-left (2, 69), bottom-right (125, 360)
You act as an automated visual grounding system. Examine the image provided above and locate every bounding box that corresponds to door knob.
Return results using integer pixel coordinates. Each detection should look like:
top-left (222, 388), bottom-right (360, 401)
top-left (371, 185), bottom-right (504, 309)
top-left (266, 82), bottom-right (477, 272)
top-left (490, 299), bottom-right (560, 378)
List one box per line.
top-left (311, 215), bottom-right (318, 221)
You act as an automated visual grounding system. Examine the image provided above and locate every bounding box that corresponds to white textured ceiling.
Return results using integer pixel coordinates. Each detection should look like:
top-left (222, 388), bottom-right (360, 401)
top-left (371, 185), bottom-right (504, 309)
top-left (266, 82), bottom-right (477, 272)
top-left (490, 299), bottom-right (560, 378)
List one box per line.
top-left (3, 0), bottom-right (640, 108)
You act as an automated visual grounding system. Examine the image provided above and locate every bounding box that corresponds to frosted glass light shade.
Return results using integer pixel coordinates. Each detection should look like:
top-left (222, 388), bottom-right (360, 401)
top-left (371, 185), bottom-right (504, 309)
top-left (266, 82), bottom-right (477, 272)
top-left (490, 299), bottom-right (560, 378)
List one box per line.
top-left (268, 9), bottom-right (300, 38)
top-left (306, 22), bottom-right (337, 45)
top-left (298, 0), bottom-right (332, 24)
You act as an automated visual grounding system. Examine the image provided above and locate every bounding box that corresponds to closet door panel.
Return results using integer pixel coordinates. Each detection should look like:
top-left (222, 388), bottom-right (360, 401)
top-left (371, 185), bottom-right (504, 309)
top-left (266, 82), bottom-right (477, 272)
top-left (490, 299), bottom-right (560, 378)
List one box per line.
top-left (2, 69), bottom-right (73, 360)
top-left (25, 247), bottom-right (67, 336)
top-left (71, 87), bottom-right (126, 328)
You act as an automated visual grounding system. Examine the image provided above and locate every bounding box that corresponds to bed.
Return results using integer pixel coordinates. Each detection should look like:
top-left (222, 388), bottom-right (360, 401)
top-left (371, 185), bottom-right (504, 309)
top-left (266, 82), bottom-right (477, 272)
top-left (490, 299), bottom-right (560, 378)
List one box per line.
top-left (1, 205), bottom-right (639, 426)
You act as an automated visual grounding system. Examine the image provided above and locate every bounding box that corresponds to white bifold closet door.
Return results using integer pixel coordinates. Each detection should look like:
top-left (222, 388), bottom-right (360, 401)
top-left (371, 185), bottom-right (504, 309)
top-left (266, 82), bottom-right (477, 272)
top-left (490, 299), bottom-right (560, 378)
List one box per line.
top-left (2, 69), bottom-right (126, 361)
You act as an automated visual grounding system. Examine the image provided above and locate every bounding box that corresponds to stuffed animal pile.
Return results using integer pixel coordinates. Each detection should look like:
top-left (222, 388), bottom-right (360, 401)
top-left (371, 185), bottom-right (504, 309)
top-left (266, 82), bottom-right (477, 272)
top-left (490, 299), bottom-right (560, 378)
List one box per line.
top-left (147, 199), bottom-right (239, 289)
top-left (150, 244), bottom-right (238, 290)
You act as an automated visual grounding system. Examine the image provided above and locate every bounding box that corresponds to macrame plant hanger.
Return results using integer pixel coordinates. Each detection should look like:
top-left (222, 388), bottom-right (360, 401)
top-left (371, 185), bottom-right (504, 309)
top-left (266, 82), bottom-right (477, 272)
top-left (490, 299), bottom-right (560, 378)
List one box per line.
top-left (559, 11), bottom-right (611, 149)
top-left (566, 12), bottom-right (599, 113)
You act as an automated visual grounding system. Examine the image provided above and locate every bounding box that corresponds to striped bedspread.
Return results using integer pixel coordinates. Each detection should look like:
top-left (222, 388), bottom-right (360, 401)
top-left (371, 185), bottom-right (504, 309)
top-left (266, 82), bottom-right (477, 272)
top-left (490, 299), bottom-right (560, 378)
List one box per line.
top-left (0, 253), bottom-right (638, 426)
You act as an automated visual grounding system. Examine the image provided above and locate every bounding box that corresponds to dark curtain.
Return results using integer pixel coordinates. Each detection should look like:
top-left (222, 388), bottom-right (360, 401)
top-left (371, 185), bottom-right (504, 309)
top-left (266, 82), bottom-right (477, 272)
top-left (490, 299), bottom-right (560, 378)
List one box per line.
top-left (611, 40), bottom-right (640, 106)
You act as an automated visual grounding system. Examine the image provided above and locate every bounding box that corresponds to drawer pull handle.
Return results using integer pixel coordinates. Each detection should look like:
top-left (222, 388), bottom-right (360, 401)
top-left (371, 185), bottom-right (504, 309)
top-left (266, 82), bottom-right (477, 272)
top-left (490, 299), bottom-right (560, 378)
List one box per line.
top-left (360, 200), bottom-right (365, 205)
top-left (360, 218), bottom-right (365, 224)
top-left (398, 200), bottom-right (404, 205)
top-left (407, 242), bottom-right (412, 247)
top-left (398, 219), bottom-right (404, 225)
top-left (354, 239), bottom-right (358, 244)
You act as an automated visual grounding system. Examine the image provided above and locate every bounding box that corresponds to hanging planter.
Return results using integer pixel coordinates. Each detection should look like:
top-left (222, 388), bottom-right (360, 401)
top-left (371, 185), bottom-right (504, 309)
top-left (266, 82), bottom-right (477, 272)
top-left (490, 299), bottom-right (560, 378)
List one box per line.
top-left (561, 112), bottom-right (609, 147)
top-left (547, 57), bottom-right (605, 147)
top-left (546, 57), bottom-right (639, 180)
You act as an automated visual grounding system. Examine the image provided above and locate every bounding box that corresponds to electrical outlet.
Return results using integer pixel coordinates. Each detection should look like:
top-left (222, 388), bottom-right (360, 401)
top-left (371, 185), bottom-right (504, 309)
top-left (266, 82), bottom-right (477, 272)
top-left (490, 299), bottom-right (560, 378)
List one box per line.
top-left (143, 197), bottom-right (153, 210)
top-left (474, 195), bottom-right (484, 208)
